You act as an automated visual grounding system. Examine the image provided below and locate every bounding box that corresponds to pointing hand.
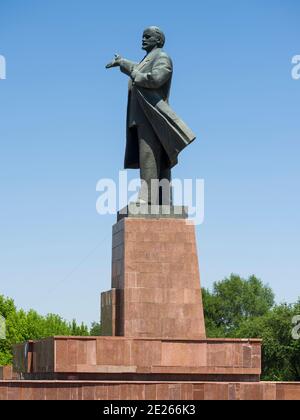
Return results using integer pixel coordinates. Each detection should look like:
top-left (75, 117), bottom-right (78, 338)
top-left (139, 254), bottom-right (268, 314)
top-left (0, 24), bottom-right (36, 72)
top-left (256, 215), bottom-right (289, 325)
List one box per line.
top-left (105, 54), bottom-right (122, 69)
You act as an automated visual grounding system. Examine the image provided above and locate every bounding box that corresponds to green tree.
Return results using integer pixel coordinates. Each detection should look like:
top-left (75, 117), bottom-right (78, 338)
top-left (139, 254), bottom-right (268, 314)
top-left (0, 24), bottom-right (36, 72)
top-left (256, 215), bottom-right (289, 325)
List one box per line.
top-left (203, 274), bottom-right (275, 336)
top-left (234, 302), bottom-right (300, 381)
top-left (202, 275), bottom-right (300, 381)
top-left (0, 295), bottom-right (89, 365)
top-left (90, 322), bottom-right (102, 336)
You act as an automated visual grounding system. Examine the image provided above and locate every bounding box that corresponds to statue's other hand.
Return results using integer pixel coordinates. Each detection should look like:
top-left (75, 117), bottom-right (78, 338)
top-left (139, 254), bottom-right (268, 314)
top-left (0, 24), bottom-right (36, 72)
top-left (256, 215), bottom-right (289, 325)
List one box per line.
top-left (105, 54), bottom-right (122, 69)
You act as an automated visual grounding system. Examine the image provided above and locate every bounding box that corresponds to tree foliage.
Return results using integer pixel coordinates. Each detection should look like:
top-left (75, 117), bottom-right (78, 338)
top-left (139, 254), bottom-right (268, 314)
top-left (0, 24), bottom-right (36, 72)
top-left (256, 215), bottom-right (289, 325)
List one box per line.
top-left (203, 274), bottom-right (275, 335)
top-left (234, 302), bottom-right (300, 381)
top-left (0, 295), bottom-right (89, 366)
top-left (203, 275), bottom-right (300, 381)
top-left (90, 322), bottom-right (102, 336)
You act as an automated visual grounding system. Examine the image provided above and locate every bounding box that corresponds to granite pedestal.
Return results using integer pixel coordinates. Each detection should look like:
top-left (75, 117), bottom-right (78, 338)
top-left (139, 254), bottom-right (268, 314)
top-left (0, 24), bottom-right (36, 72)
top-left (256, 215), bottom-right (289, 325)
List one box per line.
top-left (101, 209), bottom-right (205, 339)
top-left (3, 209), bottom-right (300, 399)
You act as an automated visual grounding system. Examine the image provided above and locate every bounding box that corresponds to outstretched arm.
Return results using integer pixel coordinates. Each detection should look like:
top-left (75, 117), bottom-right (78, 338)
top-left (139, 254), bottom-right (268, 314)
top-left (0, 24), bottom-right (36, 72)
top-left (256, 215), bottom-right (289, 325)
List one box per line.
top-left (119, 59), bottom-right (138, 77)
top-left (105, 54), bottom-right (122, 69)
top-left (106, 54), bottom-right (138, 77)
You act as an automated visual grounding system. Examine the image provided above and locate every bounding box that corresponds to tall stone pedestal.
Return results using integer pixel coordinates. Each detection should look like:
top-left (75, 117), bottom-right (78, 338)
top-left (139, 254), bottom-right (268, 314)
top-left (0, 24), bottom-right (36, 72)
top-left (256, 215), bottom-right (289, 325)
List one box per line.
top-left (101, 212), bottom-right (205, 339)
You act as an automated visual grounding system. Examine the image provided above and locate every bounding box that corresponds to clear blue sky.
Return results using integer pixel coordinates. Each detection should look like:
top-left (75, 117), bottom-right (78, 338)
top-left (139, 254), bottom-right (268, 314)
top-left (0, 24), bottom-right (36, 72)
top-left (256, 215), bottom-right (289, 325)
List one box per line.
top-left (0, 0), bottom-right (299, 327)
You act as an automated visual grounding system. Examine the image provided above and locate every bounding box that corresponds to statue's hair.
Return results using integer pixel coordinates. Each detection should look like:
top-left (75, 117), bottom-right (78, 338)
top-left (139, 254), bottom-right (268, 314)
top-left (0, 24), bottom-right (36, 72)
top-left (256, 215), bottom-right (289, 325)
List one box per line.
top-left (146, 26), bottom-right (166, 48)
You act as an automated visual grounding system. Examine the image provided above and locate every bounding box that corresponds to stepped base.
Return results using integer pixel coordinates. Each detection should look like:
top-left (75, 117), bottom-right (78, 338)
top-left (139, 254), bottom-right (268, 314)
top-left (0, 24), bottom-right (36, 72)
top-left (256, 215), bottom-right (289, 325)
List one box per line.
top-left (13, 336), bottom-right (261, 382)
top-left (1, 380), bottom-right (300, 400)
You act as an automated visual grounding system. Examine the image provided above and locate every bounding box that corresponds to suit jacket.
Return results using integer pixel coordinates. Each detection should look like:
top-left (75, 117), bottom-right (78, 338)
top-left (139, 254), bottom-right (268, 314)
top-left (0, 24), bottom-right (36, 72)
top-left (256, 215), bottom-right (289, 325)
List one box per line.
top-left (120, 48), bottom-right (196, 169)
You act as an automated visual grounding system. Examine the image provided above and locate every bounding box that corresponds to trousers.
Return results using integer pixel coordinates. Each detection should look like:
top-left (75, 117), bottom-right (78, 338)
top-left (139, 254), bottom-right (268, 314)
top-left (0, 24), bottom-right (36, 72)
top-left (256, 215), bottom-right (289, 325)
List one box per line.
top-left (136, 119), bottom-right (172, 205)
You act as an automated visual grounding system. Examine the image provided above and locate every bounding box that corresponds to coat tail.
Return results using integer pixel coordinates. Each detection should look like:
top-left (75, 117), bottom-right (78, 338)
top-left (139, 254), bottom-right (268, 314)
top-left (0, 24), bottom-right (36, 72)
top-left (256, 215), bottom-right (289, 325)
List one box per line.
top-left (137, 89), bottom-right (196, 168)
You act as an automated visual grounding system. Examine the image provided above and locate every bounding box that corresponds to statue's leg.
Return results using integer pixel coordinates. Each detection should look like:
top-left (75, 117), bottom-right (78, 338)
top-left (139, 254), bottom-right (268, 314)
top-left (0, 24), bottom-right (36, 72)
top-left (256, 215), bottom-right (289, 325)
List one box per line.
top-left (159, 167), bottom-right (172, 206)
top-left (137, 122), bottom-right (162, 205)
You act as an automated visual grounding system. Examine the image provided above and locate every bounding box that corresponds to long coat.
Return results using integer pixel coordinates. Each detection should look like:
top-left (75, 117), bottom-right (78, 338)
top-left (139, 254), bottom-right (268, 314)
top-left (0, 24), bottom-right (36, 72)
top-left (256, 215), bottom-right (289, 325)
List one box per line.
top-left (119, 48), bottom-right (196, 169)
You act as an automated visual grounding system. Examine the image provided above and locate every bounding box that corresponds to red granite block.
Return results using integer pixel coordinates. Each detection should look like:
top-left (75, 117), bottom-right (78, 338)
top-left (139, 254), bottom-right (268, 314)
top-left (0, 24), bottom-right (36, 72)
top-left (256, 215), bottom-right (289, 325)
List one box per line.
top-left (107, 384), bottom-right (121, 400)
top-left (125, 302), bottom-right (161, 320)
top-left (135, 231), bottom-right (160, 243)
top-left (95, 385), bottom-right (109, 401)
top-left (251, 343), bottom-right (262, 369)
top-left (112, 245), bottom-right (124, 261)
top-left (77, 340), bottom-right (87, 365)
top-left (135, 272), bottom-right (170, 289)
top-left (161, 318), bottom-right (177, 337)
top-left (55, 339), bottom-right (69, 371)
top-left (262, 383), bottom-right (276, 400)
top-left (242, 345), bottom-right (252, 368)
top-left (130, 339), bottom-right (161, 367)
top-left (240, 384), bottom-right (262, 401)
top-left (204, 383), bottom-right (228, 401)
top-left (125, 273), bottom-right (138, 288)
top-left (156, 384), bottom-right (171, 400)
top-left (32, 385), bottom-right (46, 401)
top-left (86, 340), bottom-right (97, 365)
top-left (7, 384), bottom-right (22, 400)
top-left (70, 385), bottom-right (79, 401)
top-left (67, 339), bottom-right (78, 368)
top-left (145, 384), bottom-right (157, 400)
top-left (276, 384), bottom-right (300, 401)
top-left (180, 384), bottom-right (194, 400)
top-left (161, 342), bottom-right (207, 367)
top-left (227, 384), bottom-right (237, 400)
top-left (112, 230), bottom-right (124, 248)
top-left (119, 384), bottom-right (131, 400)
top-left (193, 384), bottom-right (205, 401)
top-left (82, 385), bottom-right (95, 401)
top-left (126, 288), bottom-right (156, 304)
top-left (232, 343), bottom-right (243, 367)
top-left (112, 275), bottom-right (124, 290)
top-left (169, 384), bottom-right (181, 400)
top-left (128, 384), bottom-right (146, 400)
top-left (113, 219), bottom-right (124, 235)
top-left (97, 338), bottom-right (131, 366)
top-left (124, 231), bottom-right (137, 242)
top-left (112, 261), bottom-right (123, 277)
top-left (56, 386), bottom-right (71, 401)
top-left (34, 339), bottom-right (53, 373)
top-left (137, 319), bottom-right (164, 338)
top-left (45, 384), bottom-right (58, 400)
top-left (207, 343), bottom-right (237, 367)
top-left (0, 366), bottom-right (13, 380)
top-left (0, 385), bottom-right (8, 400)
top-left (275, 384), bottom-right (285, 401)
top-left (183, 289), bottom-right (202, 305)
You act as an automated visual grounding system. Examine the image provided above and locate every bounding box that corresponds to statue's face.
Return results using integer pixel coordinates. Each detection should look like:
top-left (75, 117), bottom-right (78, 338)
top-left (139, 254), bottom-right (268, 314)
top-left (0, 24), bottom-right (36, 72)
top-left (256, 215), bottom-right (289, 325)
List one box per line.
top-left (142, 29), bottom-right (160, 52)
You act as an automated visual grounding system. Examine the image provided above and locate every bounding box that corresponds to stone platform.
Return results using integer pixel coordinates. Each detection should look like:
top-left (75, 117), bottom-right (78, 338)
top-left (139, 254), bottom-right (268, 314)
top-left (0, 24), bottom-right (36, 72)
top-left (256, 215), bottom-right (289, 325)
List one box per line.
top-left (1, 380), bottom-right (300, 400)
top-left (13, 336), bottom-right (261, 382)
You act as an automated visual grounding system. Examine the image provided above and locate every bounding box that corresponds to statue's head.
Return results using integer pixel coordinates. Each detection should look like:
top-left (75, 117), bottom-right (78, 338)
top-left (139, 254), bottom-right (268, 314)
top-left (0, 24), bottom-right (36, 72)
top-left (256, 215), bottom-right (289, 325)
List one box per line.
top-left (142, 26), bottom-right (165, 52)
